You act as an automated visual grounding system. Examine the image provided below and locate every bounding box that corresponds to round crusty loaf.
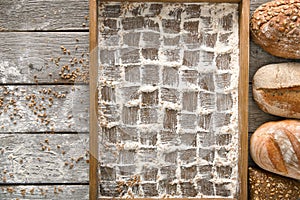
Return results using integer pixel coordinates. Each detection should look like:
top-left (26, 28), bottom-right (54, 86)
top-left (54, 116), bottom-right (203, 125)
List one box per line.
top-left (250, 120), bottom-right (300, 180)
top-left (253, 62), bottom-right (300, 119)
top-left (250, 0), bottom-right (300, 59)
top-left (249, 167), bottom-right (300, 200)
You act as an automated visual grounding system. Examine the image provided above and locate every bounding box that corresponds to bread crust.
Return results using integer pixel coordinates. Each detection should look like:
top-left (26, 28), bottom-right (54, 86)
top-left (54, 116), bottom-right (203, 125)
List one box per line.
top-left (249, 167), bottom-right (300, 199)
top-left (253, 63), bottom-right (300, 119)
top-left (250, 120), bottom-right (300, 180)
top-left (250, 0), bottom-right (300, 59)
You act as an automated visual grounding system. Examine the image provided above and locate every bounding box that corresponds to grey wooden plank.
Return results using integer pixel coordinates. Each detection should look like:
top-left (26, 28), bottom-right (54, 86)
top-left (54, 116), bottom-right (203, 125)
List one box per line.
top-left (0, 185), bottom-right (88, 199)
top-left (250, 0), bottom-right (267, 13)
top-left (0, 85), bottom-right (89, 133)
top-left (249, 41), bottom-right (298, 82)
top-left (248, 100), bottom-right (282, 133)
top-left (0, 0), bottom-right (89, 31)
top-left (0, 134), bottom-right (89, 183)
top-left (0, 32), bottom-right (89, 84)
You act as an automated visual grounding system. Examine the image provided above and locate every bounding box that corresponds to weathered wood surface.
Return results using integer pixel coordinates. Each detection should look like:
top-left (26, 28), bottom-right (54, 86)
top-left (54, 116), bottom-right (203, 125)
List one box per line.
top-left (0, 0), bottom-right (295, 198)
top-left (0, 85), bottom-right (89, 133)
top-left (0, 32), bottom-right (89, 84)
top-left (0, 0), bottom-right (89, 31)
top-left (0, 185), bottom-right (88, 199)
top-left (0, 134), bottom-right (89, 183)
top-left (0, 0), bottom-right (91, 198)
top-left (249, 41), bottom-right (298, 81)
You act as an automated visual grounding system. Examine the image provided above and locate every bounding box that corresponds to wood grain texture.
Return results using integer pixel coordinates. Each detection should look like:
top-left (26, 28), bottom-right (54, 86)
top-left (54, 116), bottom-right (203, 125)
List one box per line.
top-left (0, 32), bottom-right (89, 84)
top-left (0, 85), bottom-right (89, 133)
top-left (0, 0), bottom-right (89, 31)
top-left (0, 0), bottom-right (289, 198)
top-left (0, 134), bottom-right (89, 183)
top-left (249, 40), bottom-right (297, 81)
top-left (238, 0), bottom-right (249, 199)
top-left (0, 0), bottom-right (90, 198)
top-left (0, 185), bottom-right (88, 200)
top-left (89, 0), bottom-right (99, 199)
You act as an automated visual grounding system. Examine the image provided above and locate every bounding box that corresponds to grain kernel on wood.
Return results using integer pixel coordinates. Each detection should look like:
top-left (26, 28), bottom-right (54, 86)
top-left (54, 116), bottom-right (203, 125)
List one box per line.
top-left (54, 186), bottom-right (58, 194)
top-left (29, 188), bottom-right (34, 195)
top-left (20, 188), bottom-right (26, 196)
top-left (7, 187), bottom-right (14, 193)
top-left (69, 163), bottom-right (74, 169)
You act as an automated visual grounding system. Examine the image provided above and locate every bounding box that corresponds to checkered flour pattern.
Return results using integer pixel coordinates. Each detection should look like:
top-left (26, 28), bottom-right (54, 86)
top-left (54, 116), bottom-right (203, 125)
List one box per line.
top-left (98, 2), bottom-right (240, 198)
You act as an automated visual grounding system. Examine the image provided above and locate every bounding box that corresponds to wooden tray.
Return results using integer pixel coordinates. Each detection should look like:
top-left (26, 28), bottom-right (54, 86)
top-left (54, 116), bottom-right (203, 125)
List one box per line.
top-left (89, 0), bottom-right (249, 199)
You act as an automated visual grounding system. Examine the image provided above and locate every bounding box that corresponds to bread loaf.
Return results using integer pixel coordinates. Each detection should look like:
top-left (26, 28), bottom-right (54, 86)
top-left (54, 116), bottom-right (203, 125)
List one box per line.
top-left (253, 63), bottom-right (300, 119)
top-left (250, 0), bottom-right (300, 59)
top-left (250, 120), bottom-right (300, 180)
top-left (249, 167), bottom-right (300, 200)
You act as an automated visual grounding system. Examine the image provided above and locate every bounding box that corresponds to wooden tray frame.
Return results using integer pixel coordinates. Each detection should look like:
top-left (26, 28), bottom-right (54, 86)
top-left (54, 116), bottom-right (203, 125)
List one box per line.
top-left (89, 0), bottom-right (249, 199)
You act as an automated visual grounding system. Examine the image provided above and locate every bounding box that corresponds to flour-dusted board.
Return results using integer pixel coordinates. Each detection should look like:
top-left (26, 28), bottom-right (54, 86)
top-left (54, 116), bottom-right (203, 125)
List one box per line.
top-left (89, 0), bottom-right (249, 199)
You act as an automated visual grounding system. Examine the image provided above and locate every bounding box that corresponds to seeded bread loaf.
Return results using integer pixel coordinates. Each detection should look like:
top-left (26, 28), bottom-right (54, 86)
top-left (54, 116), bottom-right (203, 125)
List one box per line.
top-left (250, 120), bottom-right (300, 180)
top-left (253, 63), bottom-right (300, 119)
top-left (250, 0), bottom-right (300, 59)
top-left (249, 167), bottom-right (300, 200)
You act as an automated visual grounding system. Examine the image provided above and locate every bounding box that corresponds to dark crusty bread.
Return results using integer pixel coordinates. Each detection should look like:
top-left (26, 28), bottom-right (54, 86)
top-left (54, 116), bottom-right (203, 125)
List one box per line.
top-left (253, 63), bottom-right (300, 119)
top-left (250, 120), bottom-right (300, 180)
top-left (250, 0), bottom-right (300, 59)
top-left (249, 167), bottom-right (300, 200)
